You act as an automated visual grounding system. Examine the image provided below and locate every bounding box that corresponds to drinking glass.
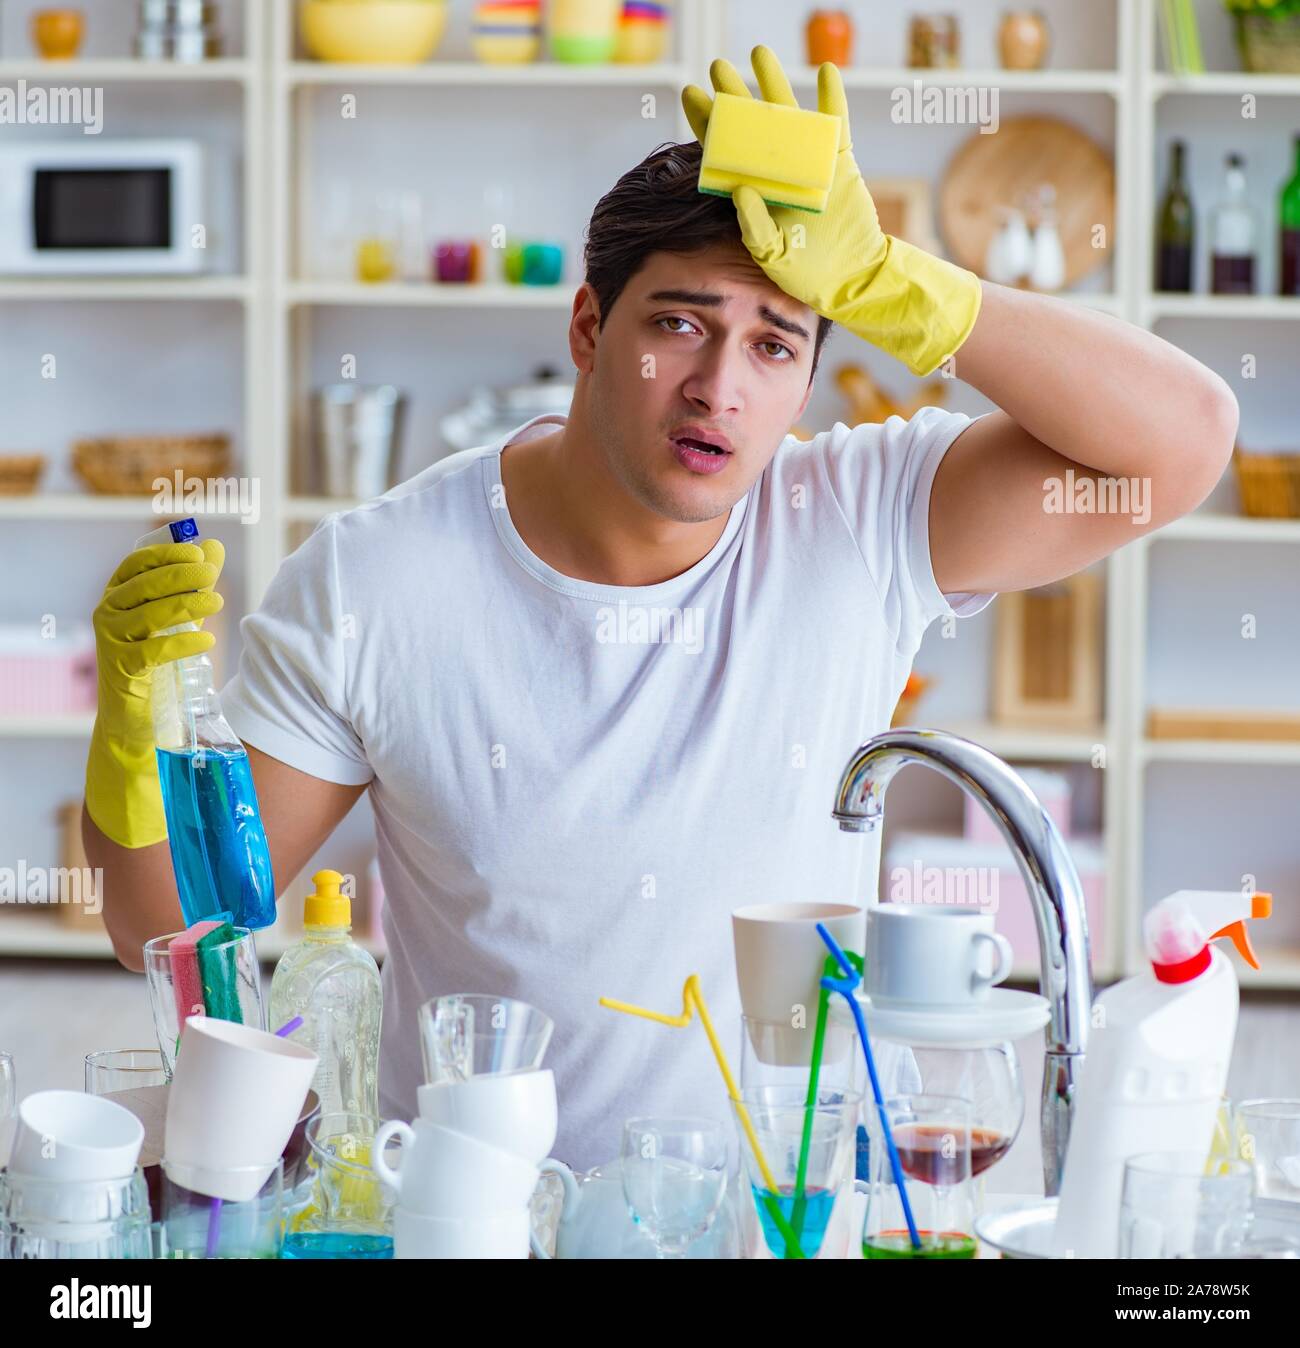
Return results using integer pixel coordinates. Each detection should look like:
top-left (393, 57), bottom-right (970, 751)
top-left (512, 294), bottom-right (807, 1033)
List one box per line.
top-left (162, 1159), bottom-right (283, 1259)
top-left (0, 1167), bottom-right (152, 1259)
top-left (862, 1093), bottom-right (978, 1259)
top-left (85, 1049), bottom-right (168, 1096)
top-left (733, 1085), bottom-right (863, 1259)
top-left (739, 1015), bottom-right (862, 1095)
top-left (1237, 1099), bottom-right (1300, 1202)
top-left (283, 1112), bottom-right (394, 1259)
top-left (418, 994), bottom-right (552, 1085)
top-left (143, 926), bottom-right (265, 1079)
top-left (905, 1043), bottom-right (1022, 1206)
top-left (0, 1052), bottom-right (14, 1165)
top-left (1119, 1153), bottom-right (1253, 1258)
top-left (620, 1117), bottom-right (728, 1259)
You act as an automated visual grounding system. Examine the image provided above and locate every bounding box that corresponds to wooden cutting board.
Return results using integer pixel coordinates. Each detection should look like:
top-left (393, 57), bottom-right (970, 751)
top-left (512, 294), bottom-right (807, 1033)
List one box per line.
top-left (938, 115), bottom-right (1115, 288)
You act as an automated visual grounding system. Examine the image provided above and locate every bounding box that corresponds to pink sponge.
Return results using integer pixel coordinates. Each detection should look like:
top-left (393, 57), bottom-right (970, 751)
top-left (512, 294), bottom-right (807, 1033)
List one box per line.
top-left (170, 919), bottom-right (224, 1027)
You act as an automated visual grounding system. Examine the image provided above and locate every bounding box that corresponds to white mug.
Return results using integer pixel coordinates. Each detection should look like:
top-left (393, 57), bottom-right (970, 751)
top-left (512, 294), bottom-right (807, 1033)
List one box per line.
top-left (416, 1069), bottom-right (557, 1165)
top-left (372, 1117), bottom-right (558, 1218)
top-left (732, 903), bottom-right (865, 1063)
top-left (9, 1091), bottom-right (143, 1183)
top-left (866, 905), bottom-right (1013, 1007)
top-left (394, 1205), bottom-right (530, 1259)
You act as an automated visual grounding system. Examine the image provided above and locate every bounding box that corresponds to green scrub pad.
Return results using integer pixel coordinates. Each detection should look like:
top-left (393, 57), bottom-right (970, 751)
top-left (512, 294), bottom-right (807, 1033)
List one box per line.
top-left (196, 921), bottom-right (244, 1025)
top-left (699, 92), bottom-right (842, 213)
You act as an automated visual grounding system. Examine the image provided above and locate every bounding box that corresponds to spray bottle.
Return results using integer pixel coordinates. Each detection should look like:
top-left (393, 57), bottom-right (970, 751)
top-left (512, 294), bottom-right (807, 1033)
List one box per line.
top-left (137, 518), bottom-right (276, 930)
top-left (1051, 889), bottom-right (1271, 1258)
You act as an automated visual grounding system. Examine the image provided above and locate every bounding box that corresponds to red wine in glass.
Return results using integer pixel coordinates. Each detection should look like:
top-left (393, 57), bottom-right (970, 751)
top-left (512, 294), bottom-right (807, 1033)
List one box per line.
top-left (893, 1123), bottom-right (1012, 1182)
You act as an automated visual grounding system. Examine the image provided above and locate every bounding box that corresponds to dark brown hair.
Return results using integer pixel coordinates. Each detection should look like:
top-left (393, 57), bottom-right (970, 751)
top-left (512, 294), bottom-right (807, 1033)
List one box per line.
top-left (583, 140), bottom-right (834, 381)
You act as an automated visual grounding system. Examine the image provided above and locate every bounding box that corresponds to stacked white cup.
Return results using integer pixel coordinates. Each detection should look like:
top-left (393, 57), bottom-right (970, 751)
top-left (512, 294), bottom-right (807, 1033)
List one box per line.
top-left (376, 1069), bottom-right (563, 1258)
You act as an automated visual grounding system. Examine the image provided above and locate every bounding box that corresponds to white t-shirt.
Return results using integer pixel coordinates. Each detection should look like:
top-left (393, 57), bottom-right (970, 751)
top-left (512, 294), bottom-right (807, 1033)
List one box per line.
top-left (221, 406), bottom-right (993, 1168)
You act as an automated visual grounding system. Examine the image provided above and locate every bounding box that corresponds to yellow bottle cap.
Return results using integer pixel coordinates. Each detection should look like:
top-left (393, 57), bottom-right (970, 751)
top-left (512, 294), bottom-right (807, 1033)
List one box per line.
top-left (304, 868), bottom-right (351, 928)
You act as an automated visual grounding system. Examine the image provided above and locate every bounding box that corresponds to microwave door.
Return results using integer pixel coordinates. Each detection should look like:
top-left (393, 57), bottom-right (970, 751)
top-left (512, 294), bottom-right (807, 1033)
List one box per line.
top-left (0, 141), bottom-right (207, 276)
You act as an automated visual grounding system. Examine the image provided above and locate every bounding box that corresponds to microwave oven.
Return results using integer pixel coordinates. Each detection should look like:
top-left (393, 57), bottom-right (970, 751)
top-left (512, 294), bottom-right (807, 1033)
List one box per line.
top-left (0, 140), bottom-right (207, 275)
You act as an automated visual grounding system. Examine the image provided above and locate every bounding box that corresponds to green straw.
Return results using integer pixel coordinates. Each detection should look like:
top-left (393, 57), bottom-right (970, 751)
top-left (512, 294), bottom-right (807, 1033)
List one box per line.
top-left (788, 949), bottom-right (863, 1254)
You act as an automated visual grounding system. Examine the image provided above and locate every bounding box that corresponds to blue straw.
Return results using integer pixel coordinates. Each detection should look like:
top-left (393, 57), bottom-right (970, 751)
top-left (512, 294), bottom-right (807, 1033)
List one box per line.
top-left (815, 923), bottom-right (922, 1251)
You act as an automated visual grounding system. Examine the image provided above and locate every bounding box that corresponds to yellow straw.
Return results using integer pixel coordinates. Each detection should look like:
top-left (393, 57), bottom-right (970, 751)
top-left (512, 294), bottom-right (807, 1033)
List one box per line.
top-left (600, 974), bottom-right (804, 1257)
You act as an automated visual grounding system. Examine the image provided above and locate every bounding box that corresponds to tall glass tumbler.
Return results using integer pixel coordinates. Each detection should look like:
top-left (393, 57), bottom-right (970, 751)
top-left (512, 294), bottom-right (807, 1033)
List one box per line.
top-left (143, 926), bottom-right (265, 1079)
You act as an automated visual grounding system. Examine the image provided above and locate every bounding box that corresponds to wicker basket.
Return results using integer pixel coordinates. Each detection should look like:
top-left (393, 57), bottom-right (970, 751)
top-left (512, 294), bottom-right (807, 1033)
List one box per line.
top-left (1235, 11), bottom-right (1300, 74)
top-left (1233, 448), bottom-right (1300, 519)
top-left (0, 454), bottom-right (46, 495)
top-left (71, 435), bottom-right (232, 496)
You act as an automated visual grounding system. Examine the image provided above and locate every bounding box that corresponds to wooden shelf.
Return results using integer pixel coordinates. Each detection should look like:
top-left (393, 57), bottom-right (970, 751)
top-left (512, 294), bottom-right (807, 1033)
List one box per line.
top-left (0, 277), bottom-right (250, 303)
top-left (0, 714), bottom-right (95, 739)
top-left (0, 496), bottom-right (252, 522)
top-left (0, 908), bottom-right (386, 962)
top-left (1158, 514), bottom-right (1300, 544)
top-left (0, 58), bottom-right (253, 83)
top-left (790, 66), bottom-right (1124, 94)
top-left (284, 60), bottom-right (689, 87)
top-left (936, 721), bottom-right (1108, 763)
top-left (286, 280), bottom-right (572, 308)
top-left (1151, 71), bottom-right (1300, 99)
top-left (1148, 295), bottom-right (1300, 322)
top-left (1142, 738), bottom-right (1300, 766)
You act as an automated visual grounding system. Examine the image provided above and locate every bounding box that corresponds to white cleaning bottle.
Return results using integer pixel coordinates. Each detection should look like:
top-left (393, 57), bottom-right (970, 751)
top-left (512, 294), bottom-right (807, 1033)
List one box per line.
top-left (1051, 889), bottom-right (1272, 1258)
top-left (270, 869), bottom-right (383, 1118)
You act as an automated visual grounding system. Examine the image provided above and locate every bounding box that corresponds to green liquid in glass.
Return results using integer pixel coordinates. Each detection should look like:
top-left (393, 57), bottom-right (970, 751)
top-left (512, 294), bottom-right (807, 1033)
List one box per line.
top-left (863, 1229), bottom-right (978, 1259)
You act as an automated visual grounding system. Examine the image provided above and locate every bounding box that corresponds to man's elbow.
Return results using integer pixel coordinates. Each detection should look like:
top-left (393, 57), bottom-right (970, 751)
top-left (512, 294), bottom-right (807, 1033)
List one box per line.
top-left (1158, 372), bottom-right (1239, 521)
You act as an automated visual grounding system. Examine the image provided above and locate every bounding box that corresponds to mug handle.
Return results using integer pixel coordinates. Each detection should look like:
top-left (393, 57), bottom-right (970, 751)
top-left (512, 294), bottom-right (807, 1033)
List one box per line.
top-left (371, 1119), bottom-right (415, 1198)
top-left (973, 931), bottom-right (1014, 990)
top-left (529, 1158), bottom-right (579, 1260)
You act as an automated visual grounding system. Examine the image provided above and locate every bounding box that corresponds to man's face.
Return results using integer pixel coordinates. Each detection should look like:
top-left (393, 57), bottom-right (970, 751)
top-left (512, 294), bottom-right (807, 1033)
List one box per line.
top-left (578, 242), bottom-right (817, 524)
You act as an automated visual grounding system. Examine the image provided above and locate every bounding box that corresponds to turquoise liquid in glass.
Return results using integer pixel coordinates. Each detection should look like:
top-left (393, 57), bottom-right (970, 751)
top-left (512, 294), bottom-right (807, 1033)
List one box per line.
top-left (282, 1232), bottom-right (394, 1260)
top-left (157, 745), bottom-right (276, 930)
top-left (752, 1185), bottom-right (836, 1258)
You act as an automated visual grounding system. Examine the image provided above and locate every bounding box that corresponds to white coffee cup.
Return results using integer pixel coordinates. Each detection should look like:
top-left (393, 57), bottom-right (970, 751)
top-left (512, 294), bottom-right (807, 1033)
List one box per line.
top-left (394, 1205), bottom-right (530, 1259)
top-left (9, 1091), bottom-right (144, 1183)
top-left (416, 1068), bottom-right (557, 1165)
top-left (372, 1117), bottom-right (559, 1218)
top-left (163, 1017), bottom-right (318, 1203)
top-left (866, 905), bottom-right (1014, 1007)
top-left (732, 904), bottom-right (865, 1065)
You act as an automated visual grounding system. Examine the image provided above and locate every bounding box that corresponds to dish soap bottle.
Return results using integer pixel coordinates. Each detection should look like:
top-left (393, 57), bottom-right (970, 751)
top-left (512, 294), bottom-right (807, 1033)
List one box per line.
top-left (270, 869), bottom-right (383, 1118)
top-left (1051, 889), bottom-right (1271, 1258)
top-left (137, 518), bottom-right (276, 930)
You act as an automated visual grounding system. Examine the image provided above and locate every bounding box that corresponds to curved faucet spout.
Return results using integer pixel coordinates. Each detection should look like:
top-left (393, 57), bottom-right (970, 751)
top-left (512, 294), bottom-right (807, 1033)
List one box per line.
top-left (832, 727), bottom-right (1094, 1196)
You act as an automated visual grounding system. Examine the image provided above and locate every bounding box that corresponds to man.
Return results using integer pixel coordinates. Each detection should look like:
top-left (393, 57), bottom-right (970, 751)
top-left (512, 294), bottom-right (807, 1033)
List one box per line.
top-left (85, 50), bottom-right (1236, 1167)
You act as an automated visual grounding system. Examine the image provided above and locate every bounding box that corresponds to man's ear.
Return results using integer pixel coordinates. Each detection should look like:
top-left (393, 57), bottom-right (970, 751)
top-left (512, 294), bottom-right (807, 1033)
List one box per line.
top-left (569, 283), bottom-right (602, 375)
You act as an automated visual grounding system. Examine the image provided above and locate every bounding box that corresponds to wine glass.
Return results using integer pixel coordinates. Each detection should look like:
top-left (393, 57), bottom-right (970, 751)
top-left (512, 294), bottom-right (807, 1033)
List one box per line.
top-left (620, 1118), bottom-right (728, 1259)
top-left (906, 1043), bottom-right (1023, 1204)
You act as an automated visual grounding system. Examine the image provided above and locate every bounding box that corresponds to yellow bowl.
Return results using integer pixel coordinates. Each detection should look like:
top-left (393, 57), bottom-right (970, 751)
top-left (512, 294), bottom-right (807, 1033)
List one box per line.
top-left (300, 1), bottom-right (449, 65)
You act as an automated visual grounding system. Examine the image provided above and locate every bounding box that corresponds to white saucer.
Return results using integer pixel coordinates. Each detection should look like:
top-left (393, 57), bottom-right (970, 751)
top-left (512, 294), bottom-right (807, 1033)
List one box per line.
top-left (827, 987), bottom-right (1050, 1048)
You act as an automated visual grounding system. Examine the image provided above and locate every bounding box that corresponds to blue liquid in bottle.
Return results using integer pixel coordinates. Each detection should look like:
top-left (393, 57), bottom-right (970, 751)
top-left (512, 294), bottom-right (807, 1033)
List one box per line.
top-left (157, 745), bottom-right (276, 930)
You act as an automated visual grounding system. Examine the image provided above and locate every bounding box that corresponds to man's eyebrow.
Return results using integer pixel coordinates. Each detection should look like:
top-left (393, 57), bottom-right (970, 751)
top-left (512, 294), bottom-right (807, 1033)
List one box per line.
top-left (644, 288), bottom-right (811, 343)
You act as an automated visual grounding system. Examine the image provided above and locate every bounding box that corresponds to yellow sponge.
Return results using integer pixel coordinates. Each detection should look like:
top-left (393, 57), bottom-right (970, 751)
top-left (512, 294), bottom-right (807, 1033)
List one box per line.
top-left (699, 92), bottom-right (842, 214)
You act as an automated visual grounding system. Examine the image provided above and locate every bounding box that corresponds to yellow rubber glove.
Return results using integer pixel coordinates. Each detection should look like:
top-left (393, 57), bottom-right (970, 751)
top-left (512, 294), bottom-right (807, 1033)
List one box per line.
top-left (86, 539), bottom-right (225, 849)
top-left (683, 46), bottom-right (983, 377)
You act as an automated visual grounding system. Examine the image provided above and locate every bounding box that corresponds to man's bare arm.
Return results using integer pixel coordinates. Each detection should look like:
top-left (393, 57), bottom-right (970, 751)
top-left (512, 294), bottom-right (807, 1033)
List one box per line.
top-left (930, 282), bottom-right (1239, 595)
top-left (84, 745), bottom-right (365, 972)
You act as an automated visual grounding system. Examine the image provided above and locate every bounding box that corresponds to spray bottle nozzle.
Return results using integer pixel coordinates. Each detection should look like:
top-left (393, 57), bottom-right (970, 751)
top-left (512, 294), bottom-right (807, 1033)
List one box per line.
top-left (1147, 890), bottom-right (1272, 982)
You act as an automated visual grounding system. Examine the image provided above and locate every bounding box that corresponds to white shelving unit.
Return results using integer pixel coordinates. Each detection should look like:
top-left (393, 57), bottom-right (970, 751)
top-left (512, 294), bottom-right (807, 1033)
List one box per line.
top-left (2, 1), bottom-right (1296, 979)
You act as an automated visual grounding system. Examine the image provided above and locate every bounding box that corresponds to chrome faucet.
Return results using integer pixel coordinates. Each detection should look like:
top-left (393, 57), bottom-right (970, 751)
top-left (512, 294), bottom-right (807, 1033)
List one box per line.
top-left (832, 727), bottom-right (1093, 1197)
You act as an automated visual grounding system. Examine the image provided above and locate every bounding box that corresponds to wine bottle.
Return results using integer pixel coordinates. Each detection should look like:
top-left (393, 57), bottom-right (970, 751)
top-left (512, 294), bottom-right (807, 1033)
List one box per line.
top-left (1156, 140), bottom-right (1194, 292)
top-left (1210, 153), bottom-right (1257, 296)
top-left (1280, 133), bottom-right (1300, 297)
